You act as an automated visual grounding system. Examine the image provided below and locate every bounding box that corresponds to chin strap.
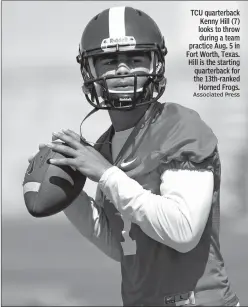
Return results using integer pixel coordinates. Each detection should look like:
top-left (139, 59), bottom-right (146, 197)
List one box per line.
top-left (79, 100), bottom-right (162, 150)
top-left (113, 100), bottom-right (162, 166)
top-left (79, 107), bottom-right (101, 146)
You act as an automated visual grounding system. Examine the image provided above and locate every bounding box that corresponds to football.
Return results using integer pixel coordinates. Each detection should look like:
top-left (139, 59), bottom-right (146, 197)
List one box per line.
top-left (23, 145), bottom-right (86, 217)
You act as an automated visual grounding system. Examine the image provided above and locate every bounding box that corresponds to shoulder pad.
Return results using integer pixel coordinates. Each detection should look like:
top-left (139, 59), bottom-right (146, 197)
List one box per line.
top-left (157, 102), bottom-right (218, 164)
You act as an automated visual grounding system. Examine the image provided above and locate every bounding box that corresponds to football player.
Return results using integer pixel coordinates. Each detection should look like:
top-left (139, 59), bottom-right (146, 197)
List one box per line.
top-left (31, 6), bottom-right (240, 306)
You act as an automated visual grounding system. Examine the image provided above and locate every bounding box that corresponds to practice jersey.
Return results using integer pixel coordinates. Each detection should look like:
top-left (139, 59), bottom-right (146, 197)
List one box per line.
top-left (94, 102), bottom-right (239, 306)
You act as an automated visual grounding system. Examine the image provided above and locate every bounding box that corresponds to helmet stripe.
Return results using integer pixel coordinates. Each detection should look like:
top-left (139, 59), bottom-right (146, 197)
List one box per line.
top-left (109, 6), bottom-right (126, 38)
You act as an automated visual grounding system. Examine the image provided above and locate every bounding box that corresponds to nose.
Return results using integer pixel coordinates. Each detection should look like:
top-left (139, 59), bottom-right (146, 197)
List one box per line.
top-left (116, 63), bottom-right (130, 75)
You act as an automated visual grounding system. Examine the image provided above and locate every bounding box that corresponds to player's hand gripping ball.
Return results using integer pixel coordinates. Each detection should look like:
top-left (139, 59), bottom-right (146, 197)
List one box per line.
top-left (23, 144), bottom-right (86, 218)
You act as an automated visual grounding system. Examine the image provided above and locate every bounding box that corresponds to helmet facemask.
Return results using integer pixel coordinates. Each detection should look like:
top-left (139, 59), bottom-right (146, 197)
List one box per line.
top-left (78, 46), bottom-right (166, 111)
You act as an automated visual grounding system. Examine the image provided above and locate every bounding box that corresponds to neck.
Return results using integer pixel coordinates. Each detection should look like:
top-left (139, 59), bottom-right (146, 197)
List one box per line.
top-left (108, 104), bottom-right (150, 132)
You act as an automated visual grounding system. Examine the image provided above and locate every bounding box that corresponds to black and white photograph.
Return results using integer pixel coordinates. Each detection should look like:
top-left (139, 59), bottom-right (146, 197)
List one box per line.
top-left (2, 1), bottom-right (248, 306)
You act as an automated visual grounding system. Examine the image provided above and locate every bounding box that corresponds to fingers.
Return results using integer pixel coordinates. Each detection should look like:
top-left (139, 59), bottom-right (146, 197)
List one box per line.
top-left (59, 129), bottom-right (90, 146)
top-left (49, 157), bottom-right (76, 166)
top-left (52, 130), bottom-right (76, 142)
top-left (52, 129), bottom-right (83, 144)
top-left (52, 134), bottom-right (59, 141)
top-left (62, 129), bottom-right (91, 146)
top-left (28, 129), bottom-right (82, 164)
top-left (63, 129), bottom-right (81, 142)
top-left (46, 142), bottom-right (77, 157)
top-left (52, 131), bottom-right (82, 150)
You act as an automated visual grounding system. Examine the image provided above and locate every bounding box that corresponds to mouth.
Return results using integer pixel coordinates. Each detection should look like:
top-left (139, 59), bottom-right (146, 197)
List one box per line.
top-left (113, 85), bottom-right (134, 90)
top-left (114, 80), bottom-right (133, 86)
top-left (111, 80), bottom-right (134, 91)
top-left (112, 77), bottom-right (134, 87)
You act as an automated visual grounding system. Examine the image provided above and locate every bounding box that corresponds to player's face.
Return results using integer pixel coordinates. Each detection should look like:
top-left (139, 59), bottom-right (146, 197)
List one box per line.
top-left (93, 51), bottom-right (151, 92)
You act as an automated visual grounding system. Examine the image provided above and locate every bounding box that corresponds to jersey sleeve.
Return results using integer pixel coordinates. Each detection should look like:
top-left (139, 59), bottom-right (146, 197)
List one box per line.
top-left (63, 190), bottom-right (122, 262)
top-left (159, 105), bottom-right (218, 167)
top-left (157, 105), bottom-right (220, 190)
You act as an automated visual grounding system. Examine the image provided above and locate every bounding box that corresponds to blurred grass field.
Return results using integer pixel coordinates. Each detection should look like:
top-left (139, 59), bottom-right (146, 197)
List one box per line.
top-left (2, 214), bottom-right (248, 306)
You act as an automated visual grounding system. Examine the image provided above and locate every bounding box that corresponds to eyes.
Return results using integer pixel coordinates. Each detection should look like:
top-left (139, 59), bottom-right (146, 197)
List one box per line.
top-left (102, 57), bottom-right (143, 66)
top-left (93, 52), bottom-right (151, 76)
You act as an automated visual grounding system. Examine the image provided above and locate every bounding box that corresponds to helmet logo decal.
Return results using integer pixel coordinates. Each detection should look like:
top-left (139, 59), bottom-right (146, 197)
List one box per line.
top-left (101, 36), bottom-right (136, 52)
top-left (119, 97), bottom-right (132, 101)
top-left (102, 7), bottom-right (137, 52)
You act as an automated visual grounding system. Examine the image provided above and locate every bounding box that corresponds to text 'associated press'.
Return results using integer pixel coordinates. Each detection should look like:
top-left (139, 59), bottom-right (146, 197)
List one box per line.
top-left (186, 9), bottom-right (241, 98)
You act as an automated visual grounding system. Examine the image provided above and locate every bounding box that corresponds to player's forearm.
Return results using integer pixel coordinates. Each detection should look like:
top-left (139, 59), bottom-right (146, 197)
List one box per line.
top-left (99, 167), bottom-right (202, 253)
top-left (63, 191), bottom-right (122, 261)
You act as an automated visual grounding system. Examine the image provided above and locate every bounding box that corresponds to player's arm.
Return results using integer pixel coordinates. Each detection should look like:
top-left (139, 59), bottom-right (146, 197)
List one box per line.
top-left (63, 189), bottom-right (122, 262)
top-left (98, 166), bottom-right (214, 253)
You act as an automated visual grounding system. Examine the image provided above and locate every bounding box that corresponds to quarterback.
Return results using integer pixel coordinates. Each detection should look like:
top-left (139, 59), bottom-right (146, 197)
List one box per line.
top-left (33, 6), bottom-right (240, 306)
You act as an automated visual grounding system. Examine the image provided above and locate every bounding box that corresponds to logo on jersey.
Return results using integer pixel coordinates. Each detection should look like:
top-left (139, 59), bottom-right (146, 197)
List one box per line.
top-left (120, 157), bottom-right (140, 171)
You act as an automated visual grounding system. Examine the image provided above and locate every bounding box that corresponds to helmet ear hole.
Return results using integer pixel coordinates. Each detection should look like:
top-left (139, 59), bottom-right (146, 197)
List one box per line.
top-left (161, 37), bottom-right (168, 56)
top-left (76, 55), bottom-right (81, 64)
top-left (82, 84), bottom-right (90, 95)
top-left (162, 46), bottom-right (168, 56)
